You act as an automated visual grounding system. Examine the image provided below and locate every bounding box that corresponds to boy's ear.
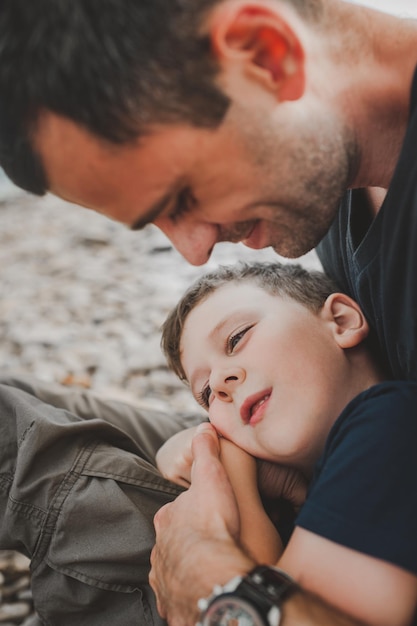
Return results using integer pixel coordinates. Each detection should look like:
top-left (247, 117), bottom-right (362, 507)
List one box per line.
top-left (209, 2), bottom-right (305, 101)
top-left (322, 293), bottom-right (369, 349)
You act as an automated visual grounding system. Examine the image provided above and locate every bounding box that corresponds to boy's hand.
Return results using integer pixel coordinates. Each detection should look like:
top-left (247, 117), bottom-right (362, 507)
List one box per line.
top-left (155, 425), bottom-right (201, 488)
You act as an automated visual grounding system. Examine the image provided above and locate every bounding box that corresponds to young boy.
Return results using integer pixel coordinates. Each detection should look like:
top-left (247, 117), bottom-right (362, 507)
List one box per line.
top-left (157, 261), bottom-right (417, 626)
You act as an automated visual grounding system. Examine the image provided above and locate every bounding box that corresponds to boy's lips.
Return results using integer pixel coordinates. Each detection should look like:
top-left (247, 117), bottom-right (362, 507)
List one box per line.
top-left (240, 389), bottom-right (272, 425)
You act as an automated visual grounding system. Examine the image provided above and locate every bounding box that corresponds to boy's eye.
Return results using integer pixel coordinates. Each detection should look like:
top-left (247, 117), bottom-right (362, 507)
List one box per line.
top-left (226, 325), bottom-right (253, 354)
top-left (196, 384), bottom-right (212, 409)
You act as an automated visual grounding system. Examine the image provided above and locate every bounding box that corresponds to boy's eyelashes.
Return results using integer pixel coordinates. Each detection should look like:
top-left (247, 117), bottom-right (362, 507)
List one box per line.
top-left (226, 324), bottom-right (254, 354)
top-left (194, 325), bottom-right (255, 408)
top-left (196, 384), bottom-right (212, 409)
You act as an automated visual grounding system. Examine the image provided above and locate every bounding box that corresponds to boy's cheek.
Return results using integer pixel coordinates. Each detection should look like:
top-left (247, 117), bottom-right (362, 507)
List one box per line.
top-left (208, 411), bottom-right (231, 439)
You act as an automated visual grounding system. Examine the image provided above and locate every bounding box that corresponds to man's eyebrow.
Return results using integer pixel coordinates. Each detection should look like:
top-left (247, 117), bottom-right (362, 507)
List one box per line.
top-left (130, 189), bottom-right (175, 231)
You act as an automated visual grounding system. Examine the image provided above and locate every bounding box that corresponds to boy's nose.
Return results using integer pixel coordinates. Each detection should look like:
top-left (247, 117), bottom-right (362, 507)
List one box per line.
top-left (210, 368), bottom-right (246, 402)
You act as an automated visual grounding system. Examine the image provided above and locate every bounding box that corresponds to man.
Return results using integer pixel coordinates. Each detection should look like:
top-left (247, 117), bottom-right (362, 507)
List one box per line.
top-left (1, 0), bottom-right (417, 624)
top-left (1, 0), bottom-right (411, 263)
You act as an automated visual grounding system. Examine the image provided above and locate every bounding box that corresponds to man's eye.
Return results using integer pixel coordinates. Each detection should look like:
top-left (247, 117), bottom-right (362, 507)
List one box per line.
top-left (226, 325), bottom-right (253, 354)
top-left (196, 385), bottom-right (211, 409)
top-left (169, 187), bottom-right (197, 223)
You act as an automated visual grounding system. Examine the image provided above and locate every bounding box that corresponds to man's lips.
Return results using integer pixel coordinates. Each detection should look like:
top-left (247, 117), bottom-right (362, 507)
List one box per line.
top-left (217, 220), bottom-right (256, 244)
top-left (242, 220), bottom-right (270, 249)
top-left (217, 220), bottom-right (270, 248)
top-left (240, 389), bottom-right (272, 425)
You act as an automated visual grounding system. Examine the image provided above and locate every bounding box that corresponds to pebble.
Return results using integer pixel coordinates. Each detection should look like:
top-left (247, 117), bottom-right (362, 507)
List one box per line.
top-left (0, 602), bottom-right (31, 622)
top-left (0, 552), bottom-right (32, 624)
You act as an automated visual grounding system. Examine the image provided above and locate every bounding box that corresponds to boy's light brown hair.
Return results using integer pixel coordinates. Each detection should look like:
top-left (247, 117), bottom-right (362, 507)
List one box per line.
top-left (161, 261), bottom-right (338, 382)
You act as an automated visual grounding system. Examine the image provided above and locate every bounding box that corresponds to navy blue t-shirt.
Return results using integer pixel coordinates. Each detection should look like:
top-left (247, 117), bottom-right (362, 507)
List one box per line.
top-left (317, 67), bottom-right (417, 381)
top-left (296, 381), bottom-right (417, 574)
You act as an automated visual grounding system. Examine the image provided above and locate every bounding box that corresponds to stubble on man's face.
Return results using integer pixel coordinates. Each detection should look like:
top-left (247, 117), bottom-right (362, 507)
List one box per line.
top-left (235, 106), bottom-right (356, 258)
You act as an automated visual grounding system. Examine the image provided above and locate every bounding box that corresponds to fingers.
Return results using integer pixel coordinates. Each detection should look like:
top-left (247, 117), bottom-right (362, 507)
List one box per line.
top-left (150, 501), bottom-right (176, 619)
top-left (190, 422), bottom-right (223, 484)
top-left (149, 544), bottom-right (167, 618)
top-left (191, 422), bottom-right (220, 454)
top-left (153, 498), bottom-right (172, 532)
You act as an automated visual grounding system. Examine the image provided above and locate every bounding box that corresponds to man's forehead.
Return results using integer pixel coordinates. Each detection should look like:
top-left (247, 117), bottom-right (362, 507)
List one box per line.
top-left (33, 112), bottom-right (120, 190)
top-left (33, 112), bottom-right (204, 224)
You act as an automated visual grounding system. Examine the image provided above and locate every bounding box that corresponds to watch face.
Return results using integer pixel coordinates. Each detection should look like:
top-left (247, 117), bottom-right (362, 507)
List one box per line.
top-left (203, 596), bottom-right (266, 626)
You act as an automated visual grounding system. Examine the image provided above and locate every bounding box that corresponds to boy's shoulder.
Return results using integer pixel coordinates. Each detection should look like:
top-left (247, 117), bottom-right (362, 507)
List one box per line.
top-left (299, 381), bottom-right (417, 576)
top-left (346, 379), bottom-right (417, 417)
top-left (328, 380), bottom-right (417, 452)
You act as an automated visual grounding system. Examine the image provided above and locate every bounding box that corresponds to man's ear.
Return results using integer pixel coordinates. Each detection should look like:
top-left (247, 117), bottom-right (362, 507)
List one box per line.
top-left (321, 293), bottom-right (369, 349)
top-left (209, 3), bottom-right (305, 101)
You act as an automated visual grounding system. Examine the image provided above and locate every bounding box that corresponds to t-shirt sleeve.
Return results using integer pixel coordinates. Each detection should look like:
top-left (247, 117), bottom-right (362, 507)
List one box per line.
top-left (296, 382), bottom-right (417, 575)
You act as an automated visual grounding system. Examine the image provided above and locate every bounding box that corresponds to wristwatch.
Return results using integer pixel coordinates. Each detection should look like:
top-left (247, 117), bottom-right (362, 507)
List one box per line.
top-left (196, 565), bottom-right (298, 626)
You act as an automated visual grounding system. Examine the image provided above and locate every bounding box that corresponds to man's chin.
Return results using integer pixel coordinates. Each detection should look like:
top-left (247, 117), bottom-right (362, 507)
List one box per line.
top-left (271, 242), bottom-right (315, 259)
top-left (271, 226), bottom-right (328, 258)
top-left (234, 219), bottom-right (325, 258)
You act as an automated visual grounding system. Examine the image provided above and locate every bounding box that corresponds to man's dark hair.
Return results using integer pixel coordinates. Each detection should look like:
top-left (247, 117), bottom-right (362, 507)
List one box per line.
top-left (0, 0), bottom-right (322, 195)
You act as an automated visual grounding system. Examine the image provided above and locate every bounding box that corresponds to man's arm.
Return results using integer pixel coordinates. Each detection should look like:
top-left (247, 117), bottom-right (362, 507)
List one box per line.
top-left (150, 424), bottom-right (369, 626)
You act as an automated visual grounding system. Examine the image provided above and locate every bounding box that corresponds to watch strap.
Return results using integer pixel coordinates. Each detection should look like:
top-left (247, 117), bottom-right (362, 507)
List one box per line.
top-left (237, 565), bottom-right (298, 608)
top-left (197, 565), bottom-right (298, 625)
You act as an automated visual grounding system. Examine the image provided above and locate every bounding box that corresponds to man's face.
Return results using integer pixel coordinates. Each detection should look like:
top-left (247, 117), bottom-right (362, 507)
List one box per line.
top-left (179, 283), bottom-right (356, 473)
top-left (34, 103), bottom-right (353, 265)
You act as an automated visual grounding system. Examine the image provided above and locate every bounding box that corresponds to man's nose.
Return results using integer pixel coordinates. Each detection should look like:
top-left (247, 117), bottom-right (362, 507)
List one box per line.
top-left (154, 217), bottom-right (219, 266)
top-left (210, 368), bottom-right (246, 402)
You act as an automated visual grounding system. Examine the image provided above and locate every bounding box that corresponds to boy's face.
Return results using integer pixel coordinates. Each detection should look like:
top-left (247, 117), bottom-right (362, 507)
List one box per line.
top-left (180, 283), bottom-right (362, 472)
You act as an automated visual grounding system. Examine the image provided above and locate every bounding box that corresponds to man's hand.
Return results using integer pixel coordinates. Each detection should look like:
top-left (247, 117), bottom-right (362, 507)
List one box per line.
top-left (150, 423), bottom-right (255, 626)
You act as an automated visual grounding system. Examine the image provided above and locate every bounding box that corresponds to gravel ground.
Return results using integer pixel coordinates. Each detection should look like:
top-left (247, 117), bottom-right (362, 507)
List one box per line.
top-left (0, 175), bottom-right (319, 624)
